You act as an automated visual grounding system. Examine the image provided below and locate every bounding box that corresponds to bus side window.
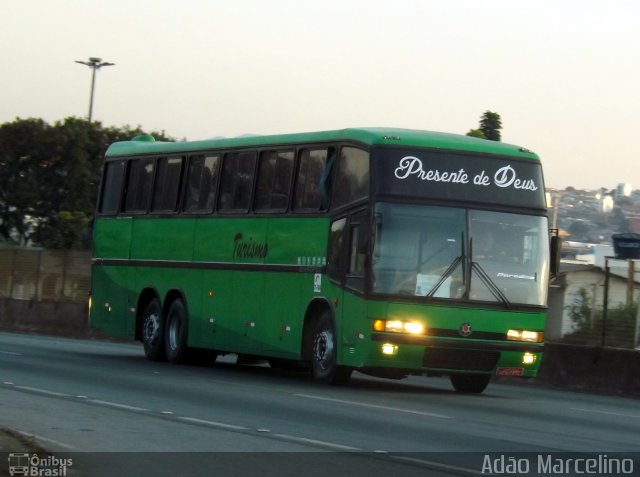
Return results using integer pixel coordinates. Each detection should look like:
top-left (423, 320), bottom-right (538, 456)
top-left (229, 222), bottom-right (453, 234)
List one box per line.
top-left (124, 158), bottom-right (154, 213)
top-left (184, 154), bottom-right (220, 213)
top-left (326, 217), bottom-right (347, 282)
top-left (346, 214), bottom-right (368, 292)
top-left (332, 147), bottom-right (369, 209)
top-left (99, 160), bottom-right (125, 214)
top-left (219, 151), bottom-right (256, 211)
top-left (255, 150), bottom-right (294, 212)
top-left (293, 148), bottom-right (331, 211)
top-left (151, 156), bottom-right (184, 212)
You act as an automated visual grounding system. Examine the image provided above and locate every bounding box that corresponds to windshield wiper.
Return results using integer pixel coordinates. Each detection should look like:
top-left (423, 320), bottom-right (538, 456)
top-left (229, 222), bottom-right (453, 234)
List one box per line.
top-left (425, 233), bottom-right (465, 298)
top-left (469, 238), bottom-right (511, 308)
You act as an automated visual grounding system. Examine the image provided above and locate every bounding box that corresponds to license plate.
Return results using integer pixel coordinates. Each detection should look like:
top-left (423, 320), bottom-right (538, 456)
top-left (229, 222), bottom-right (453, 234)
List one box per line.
top-left (496, 367), bottom-right (524, 376)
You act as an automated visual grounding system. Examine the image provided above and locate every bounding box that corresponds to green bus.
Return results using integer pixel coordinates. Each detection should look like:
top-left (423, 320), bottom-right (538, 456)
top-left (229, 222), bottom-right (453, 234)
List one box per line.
top-left (90, 127), bottom-right (554, 393)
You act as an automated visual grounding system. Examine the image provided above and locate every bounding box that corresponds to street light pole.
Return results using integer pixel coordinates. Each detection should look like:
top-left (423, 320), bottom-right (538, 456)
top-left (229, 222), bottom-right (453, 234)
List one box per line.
top-left (75, 57), bottom-right (115, 121)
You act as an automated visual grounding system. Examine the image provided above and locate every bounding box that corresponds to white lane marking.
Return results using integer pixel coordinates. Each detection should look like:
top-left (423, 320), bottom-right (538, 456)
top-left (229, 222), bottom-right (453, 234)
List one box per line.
top-left (295, 393), bottom-right (452, 419)
top-left (273, 433), bottom-right (361, 451)
top-left (3, 381), bottom-right (15, 385)
top-left (16, 430), bottom-right (77, 450)
top-left (392, 455), bottom-right (483, 476)
top-left (0, 350), bottom-right (23, 356)
top-left (88, 399), bottom-right (149, 412)
top-left (571, 407), bottom-right (640, 419)
top-left (15, 386), bottom-right (70, 398)
top-left (178, 417), bottom-right (248, 431)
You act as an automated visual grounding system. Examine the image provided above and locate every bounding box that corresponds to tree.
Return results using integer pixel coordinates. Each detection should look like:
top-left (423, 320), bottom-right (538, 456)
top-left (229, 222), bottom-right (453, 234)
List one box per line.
top-left (567, 220), bottom-right (591, 240)
top-left (467, 111), bottom-right (502, 141)
top-left (479, 111), bottom-right (502, 141)
top-left (0, 117), bottom-right (173, 249)
top-left (0, 118), bottom-right (52, 245)
top-left (465, 128), bottom-right (485, 139)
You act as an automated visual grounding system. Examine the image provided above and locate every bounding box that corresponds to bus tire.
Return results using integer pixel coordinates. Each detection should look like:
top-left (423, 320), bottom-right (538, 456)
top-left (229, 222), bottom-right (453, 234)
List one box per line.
top-left (141, 298), bottom-right (165, 361)
top-left (311, 311), bottom-right (352, 385)
top-left (164, 299), bottom-right (189, 365)
top-left (450, 374), bottom-right (491, 394)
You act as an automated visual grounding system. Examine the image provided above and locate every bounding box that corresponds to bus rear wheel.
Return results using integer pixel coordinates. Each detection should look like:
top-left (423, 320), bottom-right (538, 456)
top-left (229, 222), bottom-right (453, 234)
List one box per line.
top-left (450, 374), bottom-right (491, 394)
top-left (164, 299), bottom-right (190, 364)
top-left (311, 312), bottom-right (352, 385)
top-left (141, 298), bottom-right (165, 362)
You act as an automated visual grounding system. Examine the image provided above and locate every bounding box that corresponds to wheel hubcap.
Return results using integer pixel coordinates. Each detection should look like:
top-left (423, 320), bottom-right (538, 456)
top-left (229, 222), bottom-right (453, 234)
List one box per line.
top-left (313, 330), bottom-right (334, 371)
top-left (143, 313), bottom-right (159, 344)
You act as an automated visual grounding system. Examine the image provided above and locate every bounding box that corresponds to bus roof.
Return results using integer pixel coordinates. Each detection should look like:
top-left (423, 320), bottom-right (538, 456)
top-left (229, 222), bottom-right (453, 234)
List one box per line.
top-left (105, 127), bottom-right (540, 161)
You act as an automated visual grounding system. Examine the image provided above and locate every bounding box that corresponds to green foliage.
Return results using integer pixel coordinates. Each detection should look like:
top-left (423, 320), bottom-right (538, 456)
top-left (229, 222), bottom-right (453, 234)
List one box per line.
top-left (466, 111), bottom-right (502, 141)
top-left (479, 111), bottom-right (502, 141)
top-left (465, 128), bottom-right (486, 139)
top-left (563, 287), bottom-right (639, 348)
top-left (0, 117), bottom-right (173, 249)
top-left (566, 287), bottom-right (593, 330)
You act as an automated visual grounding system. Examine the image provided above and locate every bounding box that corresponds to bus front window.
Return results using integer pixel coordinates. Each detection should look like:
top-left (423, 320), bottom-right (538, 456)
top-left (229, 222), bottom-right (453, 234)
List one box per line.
top-left (469, 210), bottom-right (549, 306)
top-left (372, 203), bottom-right (466, 298)
top-left (372, 203), bottom-right (549, 306)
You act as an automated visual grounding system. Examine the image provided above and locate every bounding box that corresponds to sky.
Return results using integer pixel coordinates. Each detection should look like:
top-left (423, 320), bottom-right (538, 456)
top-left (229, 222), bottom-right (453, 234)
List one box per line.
top-left (1, 0), bottom-right (639, 190)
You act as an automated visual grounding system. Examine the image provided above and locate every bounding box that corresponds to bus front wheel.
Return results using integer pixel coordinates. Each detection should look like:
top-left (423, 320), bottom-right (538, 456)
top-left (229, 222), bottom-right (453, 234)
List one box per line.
top-left (450, 374), bottom-right (491, 394)
top-left (164, 299), bottom-right (189, 364)
top-left (311, 312), bottom-right (352, 385)
top-left (141, 298), bottom-right (165, 362)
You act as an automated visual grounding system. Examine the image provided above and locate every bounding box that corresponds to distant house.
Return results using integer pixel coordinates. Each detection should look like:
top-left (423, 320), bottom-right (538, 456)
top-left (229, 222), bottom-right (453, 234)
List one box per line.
top-left (547, 244), bottom-right (640, 347)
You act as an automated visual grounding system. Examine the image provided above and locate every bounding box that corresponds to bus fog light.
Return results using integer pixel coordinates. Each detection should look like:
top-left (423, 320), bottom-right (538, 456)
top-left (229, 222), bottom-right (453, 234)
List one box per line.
top-left (381, 343), bottom-right (398, 355)
top-left (522, 353), bottom-right (536, 365)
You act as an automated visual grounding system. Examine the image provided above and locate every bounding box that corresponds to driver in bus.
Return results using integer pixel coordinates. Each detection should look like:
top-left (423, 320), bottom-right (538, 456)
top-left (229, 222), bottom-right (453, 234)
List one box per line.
top-left (474, 229), bottom-right (497, 259)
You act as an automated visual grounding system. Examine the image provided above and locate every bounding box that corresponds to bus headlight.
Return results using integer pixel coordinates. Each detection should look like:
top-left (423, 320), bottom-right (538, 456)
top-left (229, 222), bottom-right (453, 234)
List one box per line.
top-left (523, 352), bottom-right (537, 365)
top-left (403, 322), bottom-right (425, 334)
top-left (373, 319), bottom-right (426, 335)
top-left (507, 329), bottom-right (544, 342)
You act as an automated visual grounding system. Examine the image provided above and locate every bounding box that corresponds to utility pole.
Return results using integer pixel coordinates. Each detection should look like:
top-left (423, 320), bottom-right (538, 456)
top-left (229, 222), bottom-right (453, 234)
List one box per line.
top-left (75, 57), bottom-right (115, 121)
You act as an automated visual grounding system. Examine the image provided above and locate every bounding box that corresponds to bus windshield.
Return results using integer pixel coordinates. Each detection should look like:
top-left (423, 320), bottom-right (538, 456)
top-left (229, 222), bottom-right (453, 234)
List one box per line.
top-left (372, 203), bottom-right (549, 306)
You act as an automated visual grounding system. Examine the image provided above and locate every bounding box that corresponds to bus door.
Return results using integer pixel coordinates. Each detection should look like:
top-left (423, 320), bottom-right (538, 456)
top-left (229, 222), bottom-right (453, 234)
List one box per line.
top-left (327, 212), bottom-right (369, 363)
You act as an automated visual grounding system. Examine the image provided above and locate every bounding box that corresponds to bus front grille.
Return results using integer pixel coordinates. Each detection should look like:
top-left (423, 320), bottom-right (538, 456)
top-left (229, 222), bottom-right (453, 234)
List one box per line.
top-left (423, 348), bottom-right (500, 372)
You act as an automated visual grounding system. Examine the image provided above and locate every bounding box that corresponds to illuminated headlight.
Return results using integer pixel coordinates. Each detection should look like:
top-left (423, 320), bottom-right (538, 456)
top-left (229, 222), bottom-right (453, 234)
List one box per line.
top-left (381, 343), bottom-right (398, 355)
top-left (403, 322), bottom-right (425, 334)
top-left (373, 320), bottom-right (426, 335)
top-left (507, 329), bottom-right (544, 342)
top-left (522, 352), bottom-right (537, 365)
top-left (385, 320), bottom-right (405, 333)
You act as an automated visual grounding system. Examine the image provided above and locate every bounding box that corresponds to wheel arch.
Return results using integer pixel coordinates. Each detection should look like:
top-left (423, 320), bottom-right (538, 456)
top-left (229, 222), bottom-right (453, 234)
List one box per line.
top-left (301, 297), bottom-right (335, 360)
top-left (163, 288), bottom-right (188, 319)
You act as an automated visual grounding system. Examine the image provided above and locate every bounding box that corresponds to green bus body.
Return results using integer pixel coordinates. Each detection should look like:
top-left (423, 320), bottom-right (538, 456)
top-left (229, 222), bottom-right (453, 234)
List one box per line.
top-left (90, 128), bottom-right (549, 392)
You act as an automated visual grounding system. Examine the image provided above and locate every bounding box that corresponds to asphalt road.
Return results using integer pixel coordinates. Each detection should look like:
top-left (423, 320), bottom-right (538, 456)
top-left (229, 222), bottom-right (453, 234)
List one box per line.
top-left (1, 332), bottom-right (638, 476)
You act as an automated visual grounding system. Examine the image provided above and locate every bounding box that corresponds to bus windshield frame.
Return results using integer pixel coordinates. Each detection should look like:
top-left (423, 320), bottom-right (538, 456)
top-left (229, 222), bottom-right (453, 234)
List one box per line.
top-left (371, 202), bottom-right (550, 307)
